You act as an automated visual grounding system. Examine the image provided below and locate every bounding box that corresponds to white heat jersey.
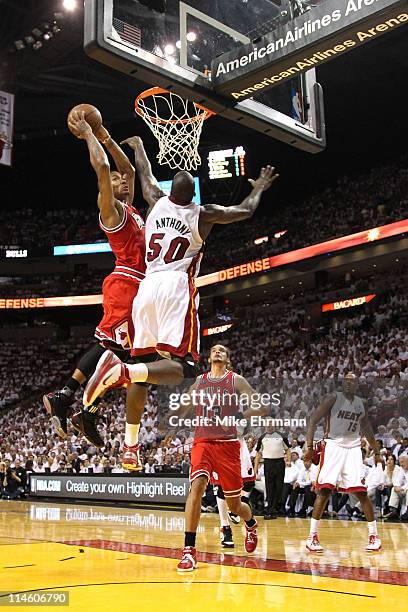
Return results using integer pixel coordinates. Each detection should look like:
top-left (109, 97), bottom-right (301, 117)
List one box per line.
top-left (145, 196), bottom-right (203, 276)
top-left (326, 391), bottom-right (365, 448)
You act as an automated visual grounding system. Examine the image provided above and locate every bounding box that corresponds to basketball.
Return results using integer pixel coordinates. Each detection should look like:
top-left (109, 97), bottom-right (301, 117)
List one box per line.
top-left (67, 104), bottom-right (102, 135)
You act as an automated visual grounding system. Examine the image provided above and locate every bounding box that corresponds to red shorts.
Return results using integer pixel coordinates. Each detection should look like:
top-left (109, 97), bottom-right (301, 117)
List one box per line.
top-left (95, 273), bottom-right (139, 350)
top-left (190, 440), bottom-right (242, 498)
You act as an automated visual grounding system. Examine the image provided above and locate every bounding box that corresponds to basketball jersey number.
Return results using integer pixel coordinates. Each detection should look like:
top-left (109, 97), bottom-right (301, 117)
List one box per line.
top-left (147, 233), bottom-right (191, 264)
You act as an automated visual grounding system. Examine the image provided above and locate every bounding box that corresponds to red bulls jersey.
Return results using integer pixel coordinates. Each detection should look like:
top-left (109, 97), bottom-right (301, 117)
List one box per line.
top-left (100, 202), bottom-right (146, 282)
top-left (194, 370), bottom-right (239, 442)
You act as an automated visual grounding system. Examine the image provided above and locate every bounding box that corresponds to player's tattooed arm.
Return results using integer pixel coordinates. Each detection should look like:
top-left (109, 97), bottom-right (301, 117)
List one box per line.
top-left (234, 375), bottom-right (268, 419)
top-left (199, 166), bottom-right (278, 237)
top-left (96, 126), bottom-right (136, 205)
top-left (121, 136), bottom-right (164, 212)
top-left (360, 404), bottom-right (380, 458)
top-left (68, 111), bottom-right (121, 229)
top-left (304, 392), bottom-right (336, 462)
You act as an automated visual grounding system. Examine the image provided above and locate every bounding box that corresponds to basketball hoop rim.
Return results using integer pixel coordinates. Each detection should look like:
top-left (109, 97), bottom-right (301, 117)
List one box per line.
top-left (134, 87), bottom-right (215, 125)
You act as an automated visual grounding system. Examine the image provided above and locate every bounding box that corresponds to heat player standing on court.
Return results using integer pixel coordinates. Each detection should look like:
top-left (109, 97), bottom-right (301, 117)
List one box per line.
top-left (166, 344), bottom-right (265, 571)
top-left (83, 137), bottom-right (278, 405)
top-left (304, 373), bottom-right (382, 552)
top-left (43, 112), bottom-right (147, 470)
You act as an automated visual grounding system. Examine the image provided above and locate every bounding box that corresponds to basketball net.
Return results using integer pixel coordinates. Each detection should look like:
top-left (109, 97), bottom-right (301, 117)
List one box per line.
top-left (135, 87), bottom-right (214, 171)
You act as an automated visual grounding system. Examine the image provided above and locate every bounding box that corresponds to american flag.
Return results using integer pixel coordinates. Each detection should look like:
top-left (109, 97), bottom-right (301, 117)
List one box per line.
top-left (113, 17), bottom-right (142, 47)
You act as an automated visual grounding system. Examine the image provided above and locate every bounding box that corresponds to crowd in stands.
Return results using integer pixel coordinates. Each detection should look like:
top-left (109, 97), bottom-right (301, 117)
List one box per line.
top-left (1, 264), bottom-right (407, 518)
top-left (0, 155), bottom-right (407, 276)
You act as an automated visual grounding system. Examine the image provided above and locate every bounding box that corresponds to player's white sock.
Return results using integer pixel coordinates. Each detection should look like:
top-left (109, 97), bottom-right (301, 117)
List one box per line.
top-left (127, 363), bottom-right (148, 383)
top-left (309, 518), bottom-right (319, 536)
top-left (217, 497), bottom-right (230, 527)
top-left (368, 520), bottom-right (378, 536)
top-left (125, 423), bottom-right (140, 446)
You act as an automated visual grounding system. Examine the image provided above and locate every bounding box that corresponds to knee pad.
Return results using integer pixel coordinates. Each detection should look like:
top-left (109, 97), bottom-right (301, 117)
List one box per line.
top-left (217, 486), bottom-right (225, 500)
top-left (172, 356), bottom-right (197, 379)
top-left (77, 343), bottom-right (107, 378)
top-left (243, 481), bottom-right (255, 494)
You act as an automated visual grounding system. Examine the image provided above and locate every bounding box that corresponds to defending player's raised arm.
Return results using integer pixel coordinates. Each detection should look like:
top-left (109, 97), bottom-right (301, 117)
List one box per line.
top-left (199, 166), bottom-right (278, 230)
top-left (121, 136), bottom-right (164, 212)
top-left (96, 126), bottom-right (136, 205)
top-left (68, 111), bottom-right (121, 229)
top-left (234, 375), bottom-right (268, 419)
top-left (304, 392), bottom-right (337, 461)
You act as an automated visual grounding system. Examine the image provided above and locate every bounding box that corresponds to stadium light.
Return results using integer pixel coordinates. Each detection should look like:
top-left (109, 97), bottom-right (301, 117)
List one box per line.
top-left (186, 31), bottom-right (197, 42)
top-left (164, 43), bottom-right (175, 55)
top-left (63, 0), bottom-right (77, 11)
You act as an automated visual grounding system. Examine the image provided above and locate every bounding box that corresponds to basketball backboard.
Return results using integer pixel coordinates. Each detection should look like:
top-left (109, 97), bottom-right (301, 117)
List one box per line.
top-left (84, 0), bottom-right (325, 152)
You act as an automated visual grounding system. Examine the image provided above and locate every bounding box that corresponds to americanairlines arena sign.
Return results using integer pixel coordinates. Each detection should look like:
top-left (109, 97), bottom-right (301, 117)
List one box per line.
top-left (213, 0), bottom-right (408, 98)
top-left (322, 293), bottom-right (376, 311)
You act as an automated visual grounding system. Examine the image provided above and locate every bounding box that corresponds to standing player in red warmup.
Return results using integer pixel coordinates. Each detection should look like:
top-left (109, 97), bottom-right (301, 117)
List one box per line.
top-left (168, 344), bottom-right (266, 572)
top-left (43, 110), bottom-right (147, 470)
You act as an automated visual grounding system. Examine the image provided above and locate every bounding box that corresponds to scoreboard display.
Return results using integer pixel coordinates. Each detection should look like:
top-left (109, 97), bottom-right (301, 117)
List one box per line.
top-left (207, 146), bottom-right (246, 180)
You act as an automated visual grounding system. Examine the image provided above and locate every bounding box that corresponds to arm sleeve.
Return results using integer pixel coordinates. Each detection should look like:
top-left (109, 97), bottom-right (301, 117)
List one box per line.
top-left (256, 434), bottom-right (264, 453)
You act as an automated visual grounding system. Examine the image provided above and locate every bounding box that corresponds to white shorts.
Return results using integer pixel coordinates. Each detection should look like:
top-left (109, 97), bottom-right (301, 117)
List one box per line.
top-left (131, 271), bottom-right (200, 361)
top-left (212, 439), bottom-right (255, 484)
top-left (316, 439), bottom-right (366, 493)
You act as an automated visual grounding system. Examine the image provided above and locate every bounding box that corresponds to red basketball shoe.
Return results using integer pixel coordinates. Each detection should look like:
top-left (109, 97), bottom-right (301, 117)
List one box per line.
top-left (244, 521), bottom-right (258, 553)
top-left (122, 443), bottom-right (142, 471)
top-left (177, 547), bottom-right (198, 572)
top-left (83, 350), bottom-right (130, 406)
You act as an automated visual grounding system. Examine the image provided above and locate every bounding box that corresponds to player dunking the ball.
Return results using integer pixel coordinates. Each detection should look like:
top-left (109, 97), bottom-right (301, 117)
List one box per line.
top-left (83, 136), bottom-right (278, 404)
top-left (43, 111), bottom-right (148, 470)
top-left (164, 344), bottom-right (265, 571)
top-left (303, 373), bottom-right (382, 552)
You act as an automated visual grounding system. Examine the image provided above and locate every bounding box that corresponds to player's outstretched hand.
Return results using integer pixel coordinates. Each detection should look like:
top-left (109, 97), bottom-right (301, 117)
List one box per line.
top-left (68, 111), bottom-right (92, 139)
top-left (248, 165), bottom-right (279, 192)
top-left (120, 136), bottom-right (143, 149)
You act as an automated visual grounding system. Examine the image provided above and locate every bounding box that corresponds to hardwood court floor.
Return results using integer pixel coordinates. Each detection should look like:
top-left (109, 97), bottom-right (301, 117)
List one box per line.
top-left (0, 500), bottom-right (407, 611)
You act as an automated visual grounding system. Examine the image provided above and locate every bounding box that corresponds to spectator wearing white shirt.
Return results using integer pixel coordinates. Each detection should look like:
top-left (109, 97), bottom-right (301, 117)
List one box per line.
top-left (383, 456), bottom-right (408, 520)
top-left (144, 458), bottom-right (156, 474)
top-left (92, 457), bottom-right (104, 474)
top-left (288, 459), bottom-right (318, 517)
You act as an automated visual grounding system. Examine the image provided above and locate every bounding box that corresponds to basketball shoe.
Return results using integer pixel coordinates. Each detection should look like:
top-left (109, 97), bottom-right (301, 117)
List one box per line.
top-left (220, 526), bottom-right (234, 548)
top-left (306, 534), bottom-right (324, 553)
top-left (244, 521), bottom-right (258, 553)
top-left (43, 392), bottom-right (70, 438)
top-left (177, 547), bottom-right (198, 572)
top-left (228, 511), bottom-right (240, 524)
top-left (83, 350), bottom-right (130, 406)
top-left (365, 535), bottom-right (381, 551)
top-left (122, 443), bottom-right (143, 471)
top-left (71, 411), bottom-right (104, 448)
